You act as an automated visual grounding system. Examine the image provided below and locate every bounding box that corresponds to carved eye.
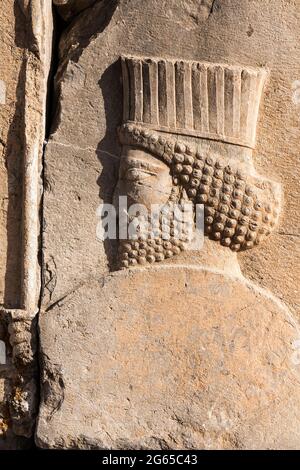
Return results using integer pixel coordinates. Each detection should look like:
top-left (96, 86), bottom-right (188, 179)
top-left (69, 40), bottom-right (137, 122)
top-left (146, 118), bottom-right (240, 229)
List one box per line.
top-left (125, 168), bottom-right (152, 181)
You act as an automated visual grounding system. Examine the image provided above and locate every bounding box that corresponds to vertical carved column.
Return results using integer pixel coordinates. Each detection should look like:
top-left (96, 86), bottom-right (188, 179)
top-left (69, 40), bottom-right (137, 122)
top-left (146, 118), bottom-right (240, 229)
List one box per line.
top-left (35, 0), bottom-right (300, 450)
top-left (0, 0), bottom-right (53, 447)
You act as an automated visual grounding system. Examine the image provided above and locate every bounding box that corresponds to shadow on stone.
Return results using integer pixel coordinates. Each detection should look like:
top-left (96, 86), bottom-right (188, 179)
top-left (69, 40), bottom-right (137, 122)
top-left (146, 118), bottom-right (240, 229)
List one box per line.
top-left (97, 59), bottom-right (123, 271)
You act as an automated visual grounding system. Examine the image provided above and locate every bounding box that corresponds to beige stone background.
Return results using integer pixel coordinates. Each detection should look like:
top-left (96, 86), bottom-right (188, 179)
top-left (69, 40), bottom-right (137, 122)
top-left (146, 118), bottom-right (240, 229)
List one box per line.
top-left (36, 267), bottom-right (300, 449)
top-left (0, 0), bottom-right (299, 450)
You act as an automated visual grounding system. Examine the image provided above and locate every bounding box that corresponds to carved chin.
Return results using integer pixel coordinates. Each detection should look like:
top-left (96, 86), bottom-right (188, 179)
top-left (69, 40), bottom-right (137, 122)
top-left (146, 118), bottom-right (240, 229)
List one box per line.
top-left (118, 199), bottom-right (193, 269)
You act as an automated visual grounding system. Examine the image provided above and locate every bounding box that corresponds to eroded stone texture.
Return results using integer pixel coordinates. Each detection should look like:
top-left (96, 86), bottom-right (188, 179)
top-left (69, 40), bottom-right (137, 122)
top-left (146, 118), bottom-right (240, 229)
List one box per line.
top-left (38, 0), bottom-right (300, 449)
top-left (0, 0), bottom-right (53, 449)
top-left (0, 309), bottom-right (37, 449)
top-left (0, 1), bottom-right (26, 307)
top-left (0, 0), bottom-right (53, 307)
top-left (54, 0), bottom-right (98, 21)
top-left (43, 0), bottom-right (299, 313)
top-left (37, 267), bottom-right (300, 449)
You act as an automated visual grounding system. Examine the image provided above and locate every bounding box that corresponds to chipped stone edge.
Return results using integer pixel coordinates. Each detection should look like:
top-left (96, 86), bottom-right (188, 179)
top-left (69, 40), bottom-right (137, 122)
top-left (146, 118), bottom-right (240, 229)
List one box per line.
top-left (36, 263), bottom-right (300, 449)
top-left (0, 0), bottom-right (53, 444)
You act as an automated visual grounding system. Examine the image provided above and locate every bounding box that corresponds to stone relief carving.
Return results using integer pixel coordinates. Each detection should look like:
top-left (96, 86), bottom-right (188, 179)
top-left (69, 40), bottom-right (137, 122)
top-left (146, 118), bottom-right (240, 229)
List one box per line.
top-left (53, 0), bottom-right (98, 21)
top-left (0, 0), bottom-right (52, 447)
top-left (1, 0), bottom-right (299, 451)
top-left (0, 309), bottom-right (38, 441)
top-left (116, 56), bottom-right (281, 269)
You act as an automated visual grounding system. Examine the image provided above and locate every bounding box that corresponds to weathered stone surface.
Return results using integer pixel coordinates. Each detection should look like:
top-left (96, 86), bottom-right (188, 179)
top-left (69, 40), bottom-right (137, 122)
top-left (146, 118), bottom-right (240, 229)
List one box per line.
top-left (54, 0), bottom-right (98, 21)
top-left (0, 0), bottom-right (53, 449)
top-left (36, 266), bottom-right (300, 449)
top-left (0, 0), bottom-right (26, 307)
top-left (37, 0), bottom-right (300, 450)
top-left (42, 141), bottom-right (116, 305)
top-left (0, 0), bottom-right (52, 308)
top-left (44, 0), bottom-right (299, 314)
top-left (0, 0), bottom-right (298, 452)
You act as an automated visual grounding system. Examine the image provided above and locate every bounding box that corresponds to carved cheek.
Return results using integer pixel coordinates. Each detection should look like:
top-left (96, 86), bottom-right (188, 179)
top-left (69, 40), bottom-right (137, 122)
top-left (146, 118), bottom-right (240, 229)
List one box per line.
top-left (122, 171), bottom-right (172, 208)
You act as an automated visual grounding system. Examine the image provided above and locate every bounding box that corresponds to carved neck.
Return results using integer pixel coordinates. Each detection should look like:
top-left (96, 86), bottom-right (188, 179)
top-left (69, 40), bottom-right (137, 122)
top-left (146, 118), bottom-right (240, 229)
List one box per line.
top-left (171, 238), bottom-right (242, 277)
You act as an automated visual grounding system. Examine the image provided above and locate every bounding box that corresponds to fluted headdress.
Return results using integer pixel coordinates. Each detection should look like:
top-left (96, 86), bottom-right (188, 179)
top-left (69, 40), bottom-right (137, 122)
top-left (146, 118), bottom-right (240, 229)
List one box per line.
top-left (121, 56), bottom-right (267, 149)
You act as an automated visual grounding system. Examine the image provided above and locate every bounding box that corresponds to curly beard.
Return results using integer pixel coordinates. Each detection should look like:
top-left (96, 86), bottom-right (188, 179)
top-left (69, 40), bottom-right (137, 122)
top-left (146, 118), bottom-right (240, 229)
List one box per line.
top-left (118, 186), bottom-right (197, 269)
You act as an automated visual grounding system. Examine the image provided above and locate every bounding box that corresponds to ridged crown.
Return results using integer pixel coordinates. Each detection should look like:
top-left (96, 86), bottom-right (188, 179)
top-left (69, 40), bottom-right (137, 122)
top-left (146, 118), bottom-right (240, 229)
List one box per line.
top-left (121, 56), bottom-right (267, 149)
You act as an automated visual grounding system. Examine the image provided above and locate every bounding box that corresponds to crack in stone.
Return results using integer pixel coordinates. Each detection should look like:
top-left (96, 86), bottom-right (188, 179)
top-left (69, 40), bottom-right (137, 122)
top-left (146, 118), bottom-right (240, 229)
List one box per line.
top-left (209, 0), bottom-right (217, 16)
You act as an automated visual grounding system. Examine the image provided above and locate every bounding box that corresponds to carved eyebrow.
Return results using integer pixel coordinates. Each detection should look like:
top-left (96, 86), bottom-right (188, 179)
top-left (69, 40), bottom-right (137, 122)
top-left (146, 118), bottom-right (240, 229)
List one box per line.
top-left (126, 159), bottom-right (163, 172)
top-left (124, 167), bottom-right (158, 179)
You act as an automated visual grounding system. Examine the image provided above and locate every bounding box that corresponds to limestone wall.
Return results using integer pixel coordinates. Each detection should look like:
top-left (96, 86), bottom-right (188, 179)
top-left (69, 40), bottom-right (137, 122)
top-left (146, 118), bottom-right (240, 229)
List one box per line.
top-left (0, 0), bottom-right (52, 448)
top-left (0, 0), bottom-right (299, 450)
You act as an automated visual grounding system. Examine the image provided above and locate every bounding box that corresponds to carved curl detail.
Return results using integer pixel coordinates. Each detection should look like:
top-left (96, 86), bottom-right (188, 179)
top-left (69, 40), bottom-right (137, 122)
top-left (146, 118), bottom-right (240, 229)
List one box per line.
top-left (119, 123), bottom-right (280, 254)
